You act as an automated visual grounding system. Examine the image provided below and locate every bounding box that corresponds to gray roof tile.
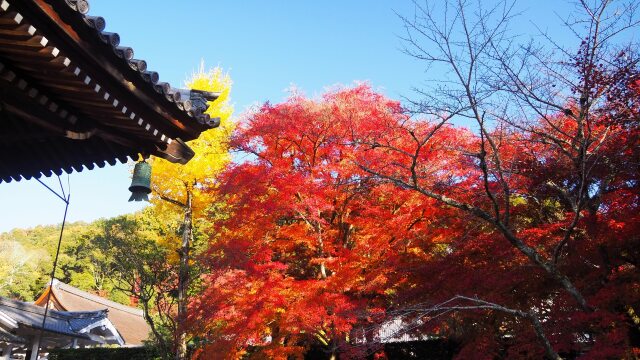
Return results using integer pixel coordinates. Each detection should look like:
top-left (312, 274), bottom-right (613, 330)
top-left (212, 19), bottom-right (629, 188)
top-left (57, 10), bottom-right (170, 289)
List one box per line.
top-left (0, 297), bottom-right (106, 339)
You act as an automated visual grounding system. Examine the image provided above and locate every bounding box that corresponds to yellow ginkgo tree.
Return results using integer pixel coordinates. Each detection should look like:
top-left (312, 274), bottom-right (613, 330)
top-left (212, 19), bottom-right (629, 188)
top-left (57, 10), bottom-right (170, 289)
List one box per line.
top-left (148, 64), bottom-right (233, 360)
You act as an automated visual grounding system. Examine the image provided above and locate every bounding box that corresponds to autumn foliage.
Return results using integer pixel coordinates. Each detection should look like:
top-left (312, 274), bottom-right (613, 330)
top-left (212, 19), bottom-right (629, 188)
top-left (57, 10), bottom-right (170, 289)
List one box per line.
top-left (189, 87), bottom-right (412, 358)
top-left (185, 65), bottom-right (640, 359)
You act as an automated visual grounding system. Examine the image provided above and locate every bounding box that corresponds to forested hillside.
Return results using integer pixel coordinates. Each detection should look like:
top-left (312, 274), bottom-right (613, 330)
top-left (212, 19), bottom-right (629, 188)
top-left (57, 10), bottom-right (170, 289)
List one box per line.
top-left (0, 218), bottom-right (135, 305)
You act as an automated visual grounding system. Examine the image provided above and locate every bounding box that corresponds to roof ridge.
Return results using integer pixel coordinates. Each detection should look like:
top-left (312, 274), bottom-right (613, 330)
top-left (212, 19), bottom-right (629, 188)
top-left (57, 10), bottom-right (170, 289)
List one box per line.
top-left (52, 281), bottom-right (144, 316)
top-left (0, 296), bottom-right (62, 317)
top-left (62, 0), bottom-right (220, 128)
top-left (0, 296), bottom-right (106, 319)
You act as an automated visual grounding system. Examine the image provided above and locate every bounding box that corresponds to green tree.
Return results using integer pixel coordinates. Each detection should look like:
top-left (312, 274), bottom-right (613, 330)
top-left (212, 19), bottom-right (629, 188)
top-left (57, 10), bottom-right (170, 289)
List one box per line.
top-left (91, 212), bottom-right (174, 358)
top-left (0, 240), bottom-right (45, 299)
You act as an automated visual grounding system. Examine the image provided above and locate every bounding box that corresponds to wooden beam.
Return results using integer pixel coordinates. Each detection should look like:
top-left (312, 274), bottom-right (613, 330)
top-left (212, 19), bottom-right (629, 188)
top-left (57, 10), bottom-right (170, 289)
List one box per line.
top-left (3, 102), bottom-right (64, 134)
top-left (154, 138), bottom-right (194, 164)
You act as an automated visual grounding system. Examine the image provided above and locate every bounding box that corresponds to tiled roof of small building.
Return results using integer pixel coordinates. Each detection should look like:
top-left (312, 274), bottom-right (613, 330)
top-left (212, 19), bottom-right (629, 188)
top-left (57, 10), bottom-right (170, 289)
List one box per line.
top-left (35, 279), bottom-right (151, 346)
top-left (0, 296), bottom-right (105, 339)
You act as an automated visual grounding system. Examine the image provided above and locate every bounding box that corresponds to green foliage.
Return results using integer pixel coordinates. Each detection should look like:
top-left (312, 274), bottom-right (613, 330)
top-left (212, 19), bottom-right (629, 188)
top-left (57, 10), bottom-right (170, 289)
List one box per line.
top-left (0, 215), bottom-right (174, 354)
top-left (0, 219), bottom-right (139, 304)
top-left (48, 346), bottom-right (160, 360)
top-left (0, 240), bottom-right (46, 299)
top-left (0, 222), bottom-right (100, 300)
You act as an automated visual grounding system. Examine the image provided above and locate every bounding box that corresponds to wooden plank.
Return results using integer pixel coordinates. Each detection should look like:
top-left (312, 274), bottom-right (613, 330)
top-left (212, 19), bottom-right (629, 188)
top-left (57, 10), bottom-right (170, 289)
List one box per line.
top-left (0, 53), bottom-right (69, 69)
top-left (3, 102), bottom-right (64, 135)
top-left (0, 45), bottom-right (59, 59)
top-left (0, 12), bottom-right (23, 26)
top-left (0, 35), bottom-right (48, 48)
top-left (0, 26), bottom-right (34, 37)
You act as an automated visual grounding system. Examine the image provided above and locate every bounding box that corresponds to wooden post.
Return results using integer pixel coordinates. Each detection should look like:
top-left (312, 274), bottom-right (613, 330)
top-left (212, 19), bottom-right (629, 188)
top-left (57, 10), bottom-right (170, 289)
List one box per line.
top-left (29, 336), bottom-right (40, 360)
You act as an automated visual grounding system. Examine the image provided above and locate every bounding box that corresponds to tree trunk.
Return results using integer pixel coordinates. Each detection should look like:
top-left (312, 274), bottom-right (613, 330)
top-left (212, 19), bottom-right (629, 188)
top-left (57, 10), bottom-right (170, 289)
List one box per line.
top-left (142, 296), bottom-right (171, 360)
top-left (176, 191), bottom-right (193, 360)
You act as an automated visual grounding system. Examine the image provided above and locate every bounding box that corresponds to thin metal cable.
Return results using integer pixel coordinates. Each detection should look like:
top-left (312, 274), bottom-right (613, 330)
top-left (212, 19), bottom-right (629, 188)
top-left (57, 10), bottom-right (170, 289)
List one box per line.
top-left (57, 174), bottom-right (65, 199)
top-left (35, 177), bottom-right (67, 203)
top-left (34, 175), bottom-right (70, 357)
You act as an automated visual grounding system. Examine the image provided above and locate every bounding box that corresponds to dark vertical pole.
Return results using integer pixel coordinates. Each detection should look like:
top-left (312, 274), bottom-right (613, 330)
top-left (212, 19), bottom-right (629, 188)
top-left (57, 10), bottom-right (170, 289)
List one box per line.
top-left (176, 190), bottom-right (192, 360)
top-left (36, 192), bottom-right (70, 359)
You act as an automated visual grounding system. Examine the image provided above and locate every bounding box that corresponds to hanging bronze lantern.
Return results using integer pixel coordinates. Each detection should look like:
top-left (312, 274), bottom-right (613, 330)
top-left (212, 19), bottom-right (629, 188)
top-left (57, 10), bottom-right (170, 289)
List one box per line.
top-left (128, 160), bottom-right (151, 202)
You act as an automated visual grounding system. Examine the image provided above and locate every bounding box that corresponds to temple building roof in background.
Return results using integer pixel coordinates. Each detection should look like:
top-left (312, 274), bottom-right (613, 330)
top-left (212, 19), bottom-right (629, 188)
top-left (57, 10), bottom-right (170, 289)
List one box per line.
top-left (34, 279), bottom-right (150, 346)
top-left (0, 296), bottom-right (122, 348)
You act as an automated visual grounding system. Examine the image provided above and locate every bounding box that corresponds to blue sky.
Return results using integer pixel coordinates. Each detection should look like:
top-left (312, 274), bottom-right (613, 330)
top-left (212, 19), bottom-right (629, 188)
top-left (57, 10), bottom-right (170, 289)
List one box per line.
top-left (0, 1), bottom-right (576, 232)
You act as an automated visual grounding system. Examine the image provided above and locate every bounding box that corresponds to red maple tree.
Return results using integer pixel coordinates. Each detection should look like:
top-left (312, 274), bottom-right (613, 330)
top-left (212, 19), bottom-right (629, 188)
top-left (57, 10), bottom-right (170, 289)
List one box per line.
top-left (189, 87), bottom-right (431, 359)
top-left (189, 72), bottom-right (638, 358)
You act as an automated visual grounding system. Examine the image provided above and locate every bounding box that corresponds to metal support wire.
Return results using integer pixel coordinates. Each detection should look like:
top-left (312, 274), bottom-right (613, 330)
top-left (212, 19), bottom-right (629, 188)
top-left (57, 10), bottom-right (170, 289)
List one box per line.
top-left (34, 175), bottom-right (70, 359)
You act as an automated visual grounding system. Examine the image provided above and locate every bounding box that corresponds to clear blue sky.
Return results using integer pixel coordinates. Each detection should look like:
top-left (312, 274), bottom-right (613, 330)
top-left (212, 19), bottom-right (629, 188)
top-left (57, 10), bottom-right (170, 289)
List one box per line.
top-left (0, 1), bottom-right (576, 232)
